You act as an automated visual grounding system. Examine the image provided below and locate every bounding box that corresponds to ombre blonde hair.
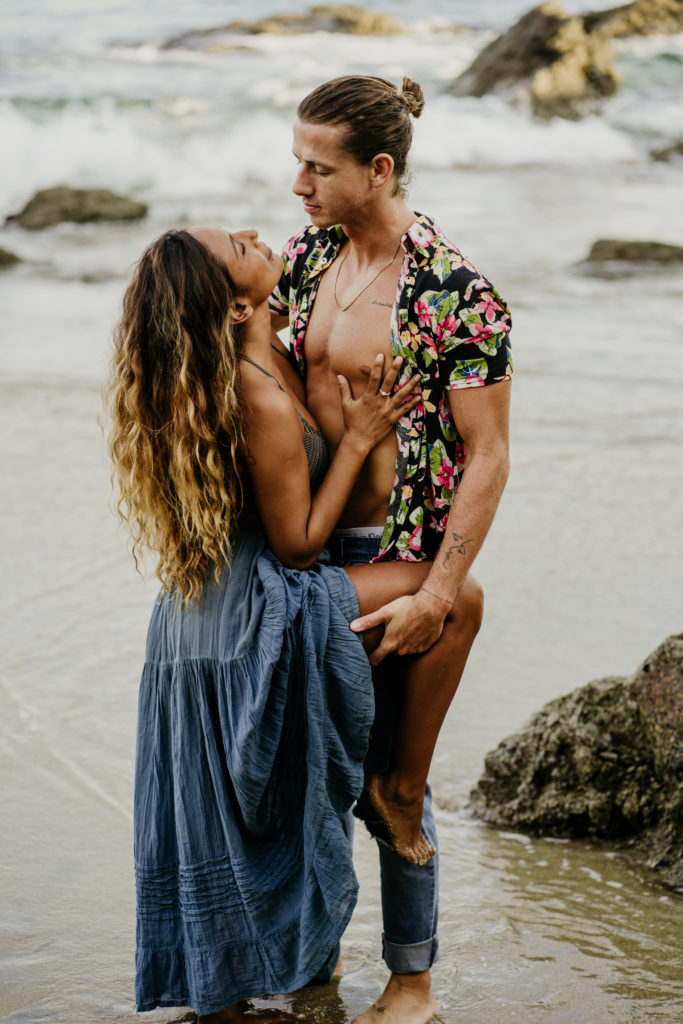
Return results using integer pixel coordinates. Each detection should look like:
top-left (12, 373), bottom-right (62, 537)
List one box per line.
top-left (105, 229), bottom-right (245, 604)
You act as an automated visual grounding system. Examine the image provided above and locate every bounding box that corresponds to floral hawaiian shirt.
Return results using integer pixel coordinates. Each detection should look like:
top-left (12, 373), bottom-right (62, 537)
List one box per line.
top-left (269, 213), bottom-right (513, 562)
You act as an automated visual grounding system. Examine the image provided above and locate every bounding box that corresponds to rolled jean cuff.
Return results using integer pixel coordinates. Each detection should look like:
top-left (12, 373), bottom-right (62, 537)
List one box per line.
top-left (382, 934), bottom-right (440, 974)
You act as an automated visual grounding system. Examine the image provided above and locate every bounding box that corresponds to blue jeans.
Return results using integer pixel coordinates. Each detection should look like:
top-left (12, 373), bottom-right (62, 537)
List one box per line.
top-left (329, 532), bottom-right (440, 974)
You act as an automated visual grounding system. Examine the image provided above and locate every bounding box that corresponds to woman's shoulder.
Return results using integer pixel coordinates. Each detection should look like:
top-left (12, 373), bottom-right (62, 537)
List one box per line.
top-left (240, 357), bottom-right (300, 429)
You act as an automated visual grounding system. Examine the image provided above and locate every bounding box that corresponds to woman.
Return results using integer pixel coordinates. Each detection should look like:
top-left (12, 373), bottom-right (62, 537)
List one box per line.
top-left (106, 226), bottom-right (474, 1022)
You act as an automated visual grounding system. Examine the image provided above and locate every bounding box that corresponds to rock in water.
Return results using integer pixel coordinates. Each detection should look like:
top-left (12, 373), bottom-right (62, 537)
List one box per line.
top-left (583, 0), bottom-right (683, 38)
top-left (469, 635), bottom-right (683, 889)
top-left (0, 246), bottom-right (21, 268)
top-left (247, 5), bottom-right (403, 35)
top-left (584, 239), bottom-right (683, 263)
top-left (162, 4), bottom-right (403, 48)
top-left (8, 187), bottom-right (148, 230)
top-left (652, 139), bottom-right (683, 162)
top-left (450, 1), bottom-right (619, 119)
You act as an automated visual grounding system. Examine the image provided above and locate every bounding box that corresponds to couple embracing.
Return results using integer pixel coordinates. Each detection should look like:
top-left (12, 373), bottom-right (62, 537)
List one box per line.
top-left (106, 75), bottom-right (512, 1024)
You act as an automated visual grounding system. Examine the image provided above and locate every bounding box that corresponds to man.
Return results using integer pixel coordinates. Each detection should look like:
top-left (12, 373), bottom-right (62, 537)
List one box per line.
top-left (270, 75), bottom-right (512, 1024)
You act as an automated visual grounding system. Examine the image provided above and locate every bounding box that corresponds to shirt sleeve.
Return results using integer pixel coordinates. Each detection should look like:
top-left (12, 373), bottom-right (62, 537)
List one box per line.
top-left (415, 268), bottom-right (513, 389)
top-left (268, 252), bottom-right (291, 318)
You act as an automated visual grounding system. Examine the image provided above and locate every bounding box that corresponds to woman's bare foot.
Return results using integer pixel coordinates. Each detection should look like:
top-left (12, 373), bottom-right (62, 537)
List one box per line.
top-left (352, 970), bottom-right (439, 1024)
top-left (197, 1006), bottom-right (304, 1023)
top-left (366, 775), bottom-right (436, 866)
top-left (331, 953), bottom-right (345, 980)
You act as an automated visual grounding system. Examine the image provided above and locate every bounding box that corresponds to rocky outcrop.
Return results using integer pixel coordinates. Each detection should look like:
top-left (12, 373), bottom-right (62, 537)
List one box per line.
top-left (470, 635), bottom-right (683, 890)
top-left (583, 238), bottom-right (683, 262)
top-left (449, 2), bottom-right (619, 119)
top-left (7, 187), bottom-right (148, 230)
top-left (450, 0), bottom-right (683, 119)
top-left (0, 246), bottom-right (21, 268)
top-left (583, 0), bottom-right (683, 38)
top-left (652, 139), bottom-right (683, 162)
top-left (237, 5), bottom-right (402, 35)
top-left (162, 5), bottom-right (402, 49)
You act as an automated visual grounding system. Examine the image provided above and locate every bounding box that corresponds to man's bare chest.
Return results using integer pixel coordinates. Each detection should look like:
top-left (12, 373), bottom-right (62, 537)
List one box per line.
top-left (305, 262), bottom-right (399, 382)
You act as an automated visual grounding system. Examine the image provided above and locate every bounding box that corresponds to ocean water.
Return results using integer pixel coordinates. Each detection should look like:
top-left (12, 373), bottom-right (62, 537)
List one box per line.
top-left (1, 1), bottom-right (683, 1022)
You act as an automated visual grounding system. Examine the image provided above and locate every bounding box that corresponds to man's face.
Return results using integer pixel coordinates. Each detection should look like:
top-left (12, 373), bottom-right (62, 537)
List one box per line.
top-left (292, 117), bottom-right (373, 228)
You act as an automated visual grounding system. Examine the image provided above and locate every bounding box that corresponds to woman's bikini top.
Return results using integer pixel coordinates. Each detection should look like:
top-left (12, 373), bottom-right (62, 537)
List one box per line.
top-left (241, 355), bottom-right (330, 489)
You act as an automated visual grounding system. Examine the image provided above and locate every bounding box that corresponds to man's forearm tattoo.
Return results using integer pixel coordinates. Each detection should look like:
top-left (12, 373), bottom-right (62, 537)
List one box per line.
top-left (442, 531), bottom-right (474, 566)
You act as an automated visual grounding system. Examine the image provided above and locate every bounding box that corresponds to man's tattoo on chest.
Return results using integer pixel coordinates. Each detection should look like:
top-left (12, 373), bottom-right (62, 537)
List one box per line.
top-left (442, 531), bottom-right (474, 566)
top-left (372, 299), bottom-right (393, 308)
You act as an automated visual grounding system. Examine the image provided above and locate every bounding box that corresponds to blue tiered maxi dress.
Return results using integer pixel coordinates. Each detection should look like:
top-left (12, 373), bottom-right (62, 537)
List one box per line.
top-left (134, 526), bottom-right (374, 1015)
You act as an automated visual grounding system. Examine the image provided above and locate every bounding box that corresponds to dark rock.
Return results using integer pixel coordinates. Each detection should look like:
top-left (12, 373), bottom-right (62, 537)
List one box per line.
top-left (449, 1), bottom-right (619, 120)
top-left (652, 139), bottom-right (683, 162)
top-left (583, 0), bottom-right (683, 38)
top-left (470, 635), bottom-right (683, 889)
top-left (7, 187), bottom-right (148, 230)
top-left (163, 4), bottom-right (402, 49)
top-left (0, 246), bottom-right (21, 268)
top-left (631, 638), bottom-right (683, 771)
top-left (584, 238), bottom-right (683, 263)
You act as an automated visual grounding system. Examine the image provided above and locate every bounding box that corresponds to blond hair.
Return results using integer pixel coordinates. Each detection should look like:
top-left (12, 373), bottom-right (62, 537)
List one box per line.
top-left (104, 230), bottom-right (245, 604)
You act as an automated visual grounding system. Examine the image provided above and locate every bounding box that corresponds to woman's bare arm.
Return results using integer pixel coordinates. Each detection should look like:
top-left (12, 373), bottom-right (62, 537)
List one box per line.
top-left (241, 355), bottom-right (418, 569)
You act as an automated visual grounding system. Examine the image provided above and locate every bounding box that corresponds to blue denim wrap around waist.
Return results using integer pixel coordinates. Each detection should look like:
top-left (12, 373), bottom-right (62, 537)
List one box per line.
top-left (134, 526), bottom-right (373, 1015)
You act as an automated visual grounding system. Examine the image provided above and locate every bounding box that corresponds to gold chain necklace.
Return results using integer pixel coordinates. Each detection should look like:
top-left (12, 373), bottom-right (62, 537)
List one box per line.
top-left (333, 241), bottom-right (402, 312)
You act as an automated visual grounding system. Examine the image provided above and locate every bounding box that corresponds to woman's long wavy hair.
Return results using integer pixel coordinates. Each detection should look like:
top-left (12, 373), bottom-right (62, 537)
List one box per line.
top-left (104, 229), bottom-right (245, 605)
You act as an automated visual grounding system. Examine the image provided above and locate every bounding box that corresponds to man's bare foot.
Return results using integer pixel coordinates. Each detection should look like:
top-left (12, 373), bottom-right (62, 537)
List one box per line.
top-left (352, 970), bottom-right (439, 1024)
top-left (197, 1006), bottom-right (304, 1023)
top-left (366, 776), bottom-right (436, 866)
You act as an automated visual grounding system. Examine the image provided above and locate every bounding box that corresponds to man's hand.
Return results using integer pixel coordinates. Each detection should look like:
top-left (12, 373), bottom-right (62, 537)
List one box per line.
top-left (349, 590), bottom-right (449, 665)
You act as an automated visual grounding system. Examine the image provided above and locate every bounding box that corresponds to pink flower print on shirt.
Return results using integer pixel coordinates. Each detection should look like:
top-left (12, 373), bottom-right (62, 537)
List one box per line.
top-left (436, 312), bottom-right (461, 346)
top-left (467, 318), bottom-right (495, 341)
top-left (410, 223), bottom-right (435, 248)
top-left (408, 524), bottom-right (423, 552)
top-left (436, 459), bottom-right (455, 490)
top-left (473, 295), bottom-right (503, 324)
top-left (415, 297), bottom-right (438, 329)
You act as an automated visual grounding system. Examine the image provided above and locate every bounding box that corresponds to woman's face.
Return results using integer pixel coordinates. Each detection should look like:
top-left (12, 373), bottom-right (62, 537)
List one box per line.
top-left (190, 226), bottom-right (282, 305)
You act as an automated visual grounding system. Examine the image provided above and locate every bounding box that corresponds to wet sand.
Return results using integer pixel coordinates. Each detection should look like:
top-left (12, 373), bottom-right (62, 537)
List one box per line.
top-left (1, 315), bottom-right (682, 1021)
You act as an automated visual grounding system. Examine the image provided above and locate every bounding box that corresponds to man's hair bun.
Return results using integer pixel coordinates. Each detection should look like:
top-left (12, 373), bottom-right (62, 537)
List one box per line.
top-left (400, 77), bottom-right (425, 118)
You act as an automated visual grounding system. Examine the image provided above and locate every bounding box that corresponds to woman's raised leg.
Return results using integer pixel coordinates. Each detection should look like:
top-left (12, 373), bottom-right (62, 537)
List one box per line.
top-left (344, 562), bottom-right (484, 864)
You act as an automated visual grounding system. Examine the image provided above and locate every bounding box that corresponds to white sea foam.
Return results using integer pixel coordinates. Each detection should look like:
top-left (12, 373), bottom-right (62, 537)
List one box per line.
top-left (0, 101), bottom-right (161, 209)
top-left (0, 86), bottom-right (649, 224)
top-left (413, 94), bottom-right (641, 169)
top-left (615, 33), bottom-right (683, 60)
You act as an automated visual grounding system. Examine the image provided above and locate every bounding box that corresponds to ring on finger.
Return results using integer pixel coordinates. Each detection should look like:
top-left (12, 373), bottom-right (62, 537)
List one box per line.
top-left (379, 388), bottom-right (391, 397)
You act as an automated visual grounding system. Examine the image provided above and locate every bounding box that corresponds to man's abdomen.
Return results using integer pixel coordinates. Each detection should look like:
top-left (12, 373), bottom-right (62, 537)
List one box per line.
top-left (337, 433), bottom-right (397, 528)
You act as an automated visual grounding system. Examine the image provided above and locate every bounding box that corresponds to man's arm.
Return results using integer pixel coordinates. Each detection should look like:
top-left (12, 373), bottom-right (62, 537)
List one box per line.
top-left (349, 378), bottom-right (510, 664)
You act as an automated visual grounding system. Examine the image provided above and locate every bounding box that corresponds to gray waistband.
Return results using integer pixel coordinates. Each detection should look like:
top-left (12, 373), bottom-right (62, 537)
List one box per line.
top-left (333, 526), bottom-right (384, 539)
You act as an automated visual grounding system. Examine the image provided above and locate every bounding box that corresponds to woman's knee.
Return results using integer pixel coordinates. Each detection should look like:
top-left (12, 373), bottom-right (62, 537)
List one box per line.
top-left (447, 575), bottom-right (484, 636)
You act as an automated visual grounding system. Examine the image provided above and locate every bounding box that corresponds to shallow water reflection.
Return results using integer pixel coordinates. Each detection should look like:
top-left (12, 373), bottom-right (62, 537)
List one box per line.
top-left (423, 815), bottom-right (682, 1023)
top-left (253, 811), bottom-right (683, 1024)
